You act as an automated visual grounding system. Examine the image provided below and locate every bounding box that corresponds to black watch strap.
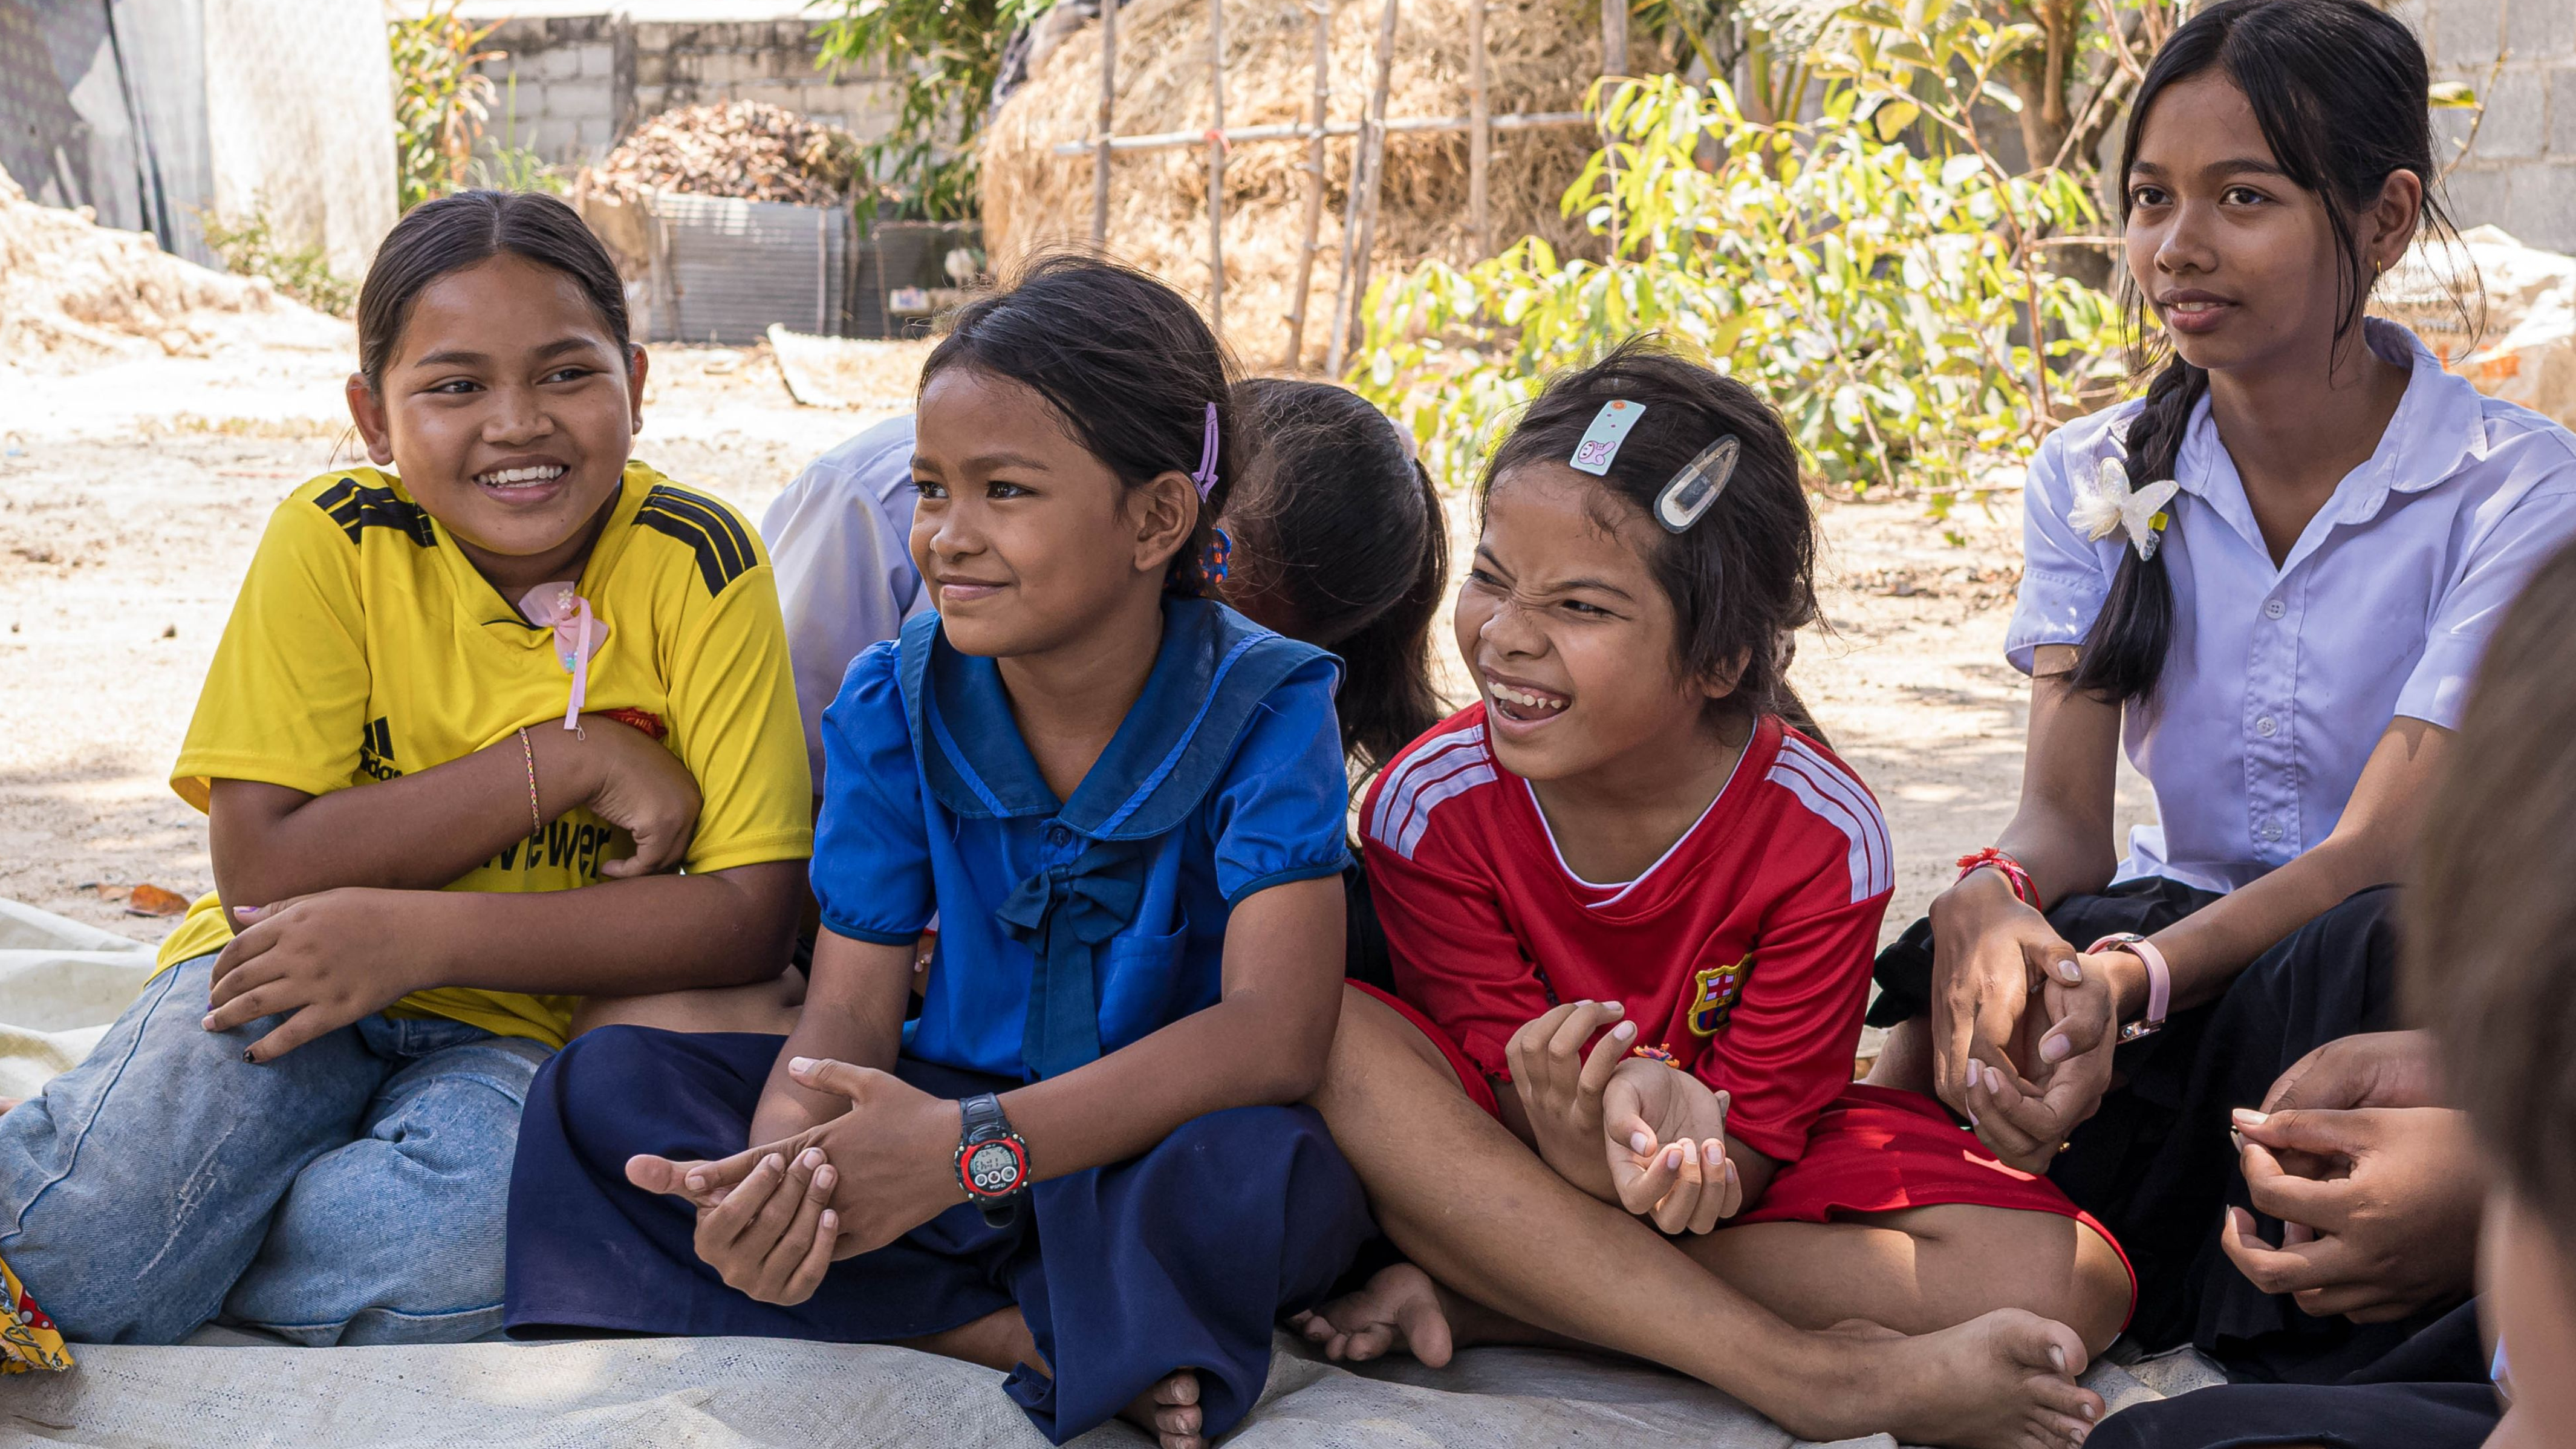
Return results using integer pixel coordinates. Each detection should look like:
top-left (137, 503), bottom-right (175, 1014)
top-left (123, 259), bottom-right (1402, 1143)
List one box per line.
top-left (960, 1091), bottom-right (1009, 1141)
top-left (955, 1092), bottom-right (1030, 1228)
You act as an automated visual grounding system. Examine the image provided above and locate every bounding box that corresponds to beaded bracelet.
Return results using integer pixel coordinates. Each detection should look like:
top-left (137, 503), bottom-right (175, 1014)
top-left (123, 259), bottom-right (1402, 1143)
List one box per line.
top-left (517, 727), bottom-right (544, 840)
top-left (1954, 847), bottom-right (2040, 908)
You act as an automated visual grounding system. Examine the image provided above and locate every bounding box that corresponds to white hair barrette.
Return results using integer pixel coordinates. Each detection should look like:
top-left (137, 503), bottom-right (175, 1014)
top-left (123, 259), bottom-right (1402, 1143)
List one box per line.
top-left (2070, 455), bottom-right (2179, 562)
top-left (1655, 435), bottom-right (1740, 533)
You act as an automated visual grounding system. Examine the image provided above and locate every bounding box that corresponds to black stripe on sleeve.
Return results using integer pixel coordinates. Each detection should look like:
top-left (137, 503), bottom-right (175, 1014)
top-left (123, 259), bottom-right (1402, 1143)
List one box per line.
top-left (311, 477), bottom-right (438, 548)
top-left (635, 485), bottom-right (755, 596)
top-left (644, 485), bottom-right (753, 575)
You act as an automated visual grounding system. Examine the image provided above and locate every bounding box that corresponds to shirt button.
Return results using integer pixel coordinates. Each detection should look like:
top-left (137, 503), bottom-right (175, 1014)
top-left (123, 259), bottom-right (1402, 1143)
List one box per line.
top-left (2264, 599), bottom-right (2286, 620)
top-left (1046, 824), bottom-right (1072, 847)
top-left (2256, 715), bottom-right (2277, 737)
top-left (2260, 820), bottom-right (2284, 842)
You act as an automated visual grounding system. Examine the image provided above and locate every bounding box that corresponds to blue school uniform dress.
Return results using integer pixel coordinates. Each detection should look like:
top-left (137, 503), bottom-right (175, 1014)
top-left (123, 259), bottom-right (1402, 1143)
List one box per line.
top-left (504, 598), bottom-right (1374, 1444)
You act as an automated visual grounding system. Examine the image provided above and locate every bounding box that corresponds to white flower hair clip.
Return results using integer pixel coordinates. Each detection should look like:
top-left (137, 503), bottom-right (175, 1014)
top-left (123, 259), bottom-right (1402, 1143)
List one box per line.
top-left (2069, 456), bottom-right (2179, 562)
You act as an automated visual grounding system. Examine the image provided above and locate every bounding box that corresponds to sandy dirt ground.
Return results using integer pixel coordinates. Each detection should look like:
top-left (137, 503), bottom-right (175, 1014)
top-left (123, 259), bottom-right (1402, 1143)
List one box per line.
top-left (0, 335), bottom-right (2152, 955)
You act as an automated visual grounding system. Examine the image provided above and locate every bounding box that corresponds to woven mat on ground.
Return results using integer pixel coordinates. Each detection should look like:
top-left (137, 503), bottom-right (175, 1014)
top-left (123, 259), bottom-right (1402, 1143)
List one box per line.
top-left (0, 899), bottom-right (2208, 1448)
top-left (7, 1333), bottom-right (2184, 1449)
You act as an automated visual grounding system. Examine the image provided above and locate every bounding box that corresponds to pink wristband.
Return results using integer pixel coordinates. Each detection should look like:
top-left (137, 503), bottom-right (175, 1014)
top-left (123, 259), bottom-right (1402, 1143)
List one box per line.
top-left (2088, 933), bottom-right (2170, 1037)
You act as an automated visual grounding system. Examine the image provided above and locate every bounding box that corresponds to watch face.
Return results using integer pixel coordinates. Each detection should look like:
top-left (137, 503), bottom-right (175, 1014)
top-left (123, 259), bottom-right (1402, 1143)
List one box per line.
top-left (962, 1138), bottom-right (1026, 1198)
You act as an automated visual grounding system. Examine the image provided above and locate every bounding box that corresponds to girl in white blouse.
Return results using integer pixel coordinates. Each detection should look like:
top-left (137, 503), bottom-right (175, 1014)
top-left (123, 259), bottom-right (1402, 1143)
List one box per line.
top-left (1868, 0), bottom-right (2576, 1383)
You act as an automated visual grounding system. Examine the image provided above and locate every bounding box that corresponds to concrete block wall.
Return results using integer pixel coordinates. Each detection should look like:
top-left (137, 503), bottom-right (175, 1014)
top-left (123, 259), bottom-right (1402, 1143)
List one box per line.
top-left (2398, 0), bottom-right (2576, 255)
top-left (466, 11), bottom-right (902, 168)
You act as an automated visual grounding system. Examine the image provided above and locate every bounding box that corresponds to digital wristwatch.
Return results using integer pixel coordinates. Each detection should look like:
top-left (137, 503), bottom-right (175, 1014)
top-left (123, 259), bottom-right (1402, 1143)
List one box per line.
top-left (954, 1092), bottom-right (1031, 1227)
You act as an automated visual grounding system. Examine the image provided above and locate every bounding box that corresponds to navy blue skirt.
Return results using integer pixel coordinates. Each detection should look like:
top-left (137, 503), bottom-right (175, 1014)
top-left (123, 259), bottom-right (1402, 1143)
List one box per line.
top-left (503, 1026), bottom-right (1373, 1444)
top-left (2092, 1301), bottom-right (2499, 1449)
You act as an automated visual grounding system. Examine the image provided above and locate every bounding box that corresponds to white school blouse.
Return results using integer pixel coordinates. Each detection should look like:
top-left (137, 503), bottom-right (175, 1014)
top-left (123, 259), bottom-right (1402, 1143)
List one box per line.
top-left (2008, 319), bottom-right (2576, 894)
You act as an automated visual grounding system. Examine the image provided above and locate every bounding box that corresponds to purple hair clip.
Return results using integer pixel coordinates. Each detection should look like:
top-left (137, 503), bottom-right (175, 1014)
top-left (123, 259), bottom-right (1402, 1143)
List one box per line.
top-left (1191, 401), bottom-right (1220, 499)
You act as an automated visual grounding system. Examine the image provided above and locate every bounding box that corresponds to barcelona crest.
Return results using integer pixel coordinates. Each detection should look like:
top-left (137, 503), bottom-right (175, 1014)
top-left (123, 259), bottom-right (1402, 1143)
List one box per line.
top-left (1686, 956), bottom-right (1752, 1037)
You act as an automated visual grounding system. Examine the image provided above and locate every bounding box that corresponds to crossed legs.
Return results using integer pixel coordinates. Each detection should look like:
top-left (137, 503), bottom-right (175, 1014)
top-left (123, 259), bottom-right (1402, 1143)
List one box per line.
top-left (1306, 985), bottom-right (2116, 1449)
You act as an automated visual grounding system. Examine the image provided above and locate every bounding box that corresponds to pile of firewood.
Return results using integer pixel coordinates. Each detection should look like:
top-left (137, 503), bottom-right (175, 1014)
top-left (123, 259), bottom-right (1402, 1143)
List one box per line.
top-left (580, 102), bottom-right (860, 207)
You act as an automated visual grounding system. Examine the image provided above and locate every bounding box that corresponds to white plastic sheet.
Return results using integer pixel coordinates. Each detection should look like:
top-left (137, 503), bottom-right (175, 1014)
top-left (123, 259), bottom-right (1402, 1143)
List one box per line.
top-left (0, 897), bottom-right (2188, 1448)
top-left (201, 0), bottom-right (398, 281)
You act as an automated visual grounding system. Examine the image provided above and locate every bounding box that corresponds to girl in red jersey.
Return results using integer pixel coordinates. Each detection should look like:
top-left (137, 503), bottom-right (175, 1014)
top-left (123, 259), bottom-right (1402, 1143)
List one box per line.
top-left (1298, 342), bottom-right (2131, 1449)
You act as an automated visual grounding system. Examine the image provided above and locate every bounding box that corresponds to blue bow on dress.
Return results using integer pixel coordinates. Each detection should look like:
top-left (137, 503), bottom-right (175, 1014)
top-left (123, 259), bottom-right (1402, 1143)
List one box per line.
top-left (994, 836), bottom-right (1145, 1080)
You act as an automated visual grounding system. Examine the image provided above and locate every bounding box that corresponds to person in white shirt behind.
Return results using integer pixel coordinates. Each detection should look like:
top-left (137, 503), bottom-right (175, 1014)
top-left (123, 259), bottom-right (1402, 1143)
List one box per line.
top-left (759, 415), bottom-right (932, 801)
top-left (1864, 0), bottom-right (2576, 1393)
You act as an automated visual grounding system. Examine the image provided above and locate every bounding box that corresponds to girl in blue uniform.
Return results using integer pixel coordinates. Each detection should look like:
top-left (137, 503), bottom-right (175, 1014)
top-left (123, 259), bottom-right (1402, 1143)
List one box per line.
top-left (503, 258), bottom-right (1372, 1449)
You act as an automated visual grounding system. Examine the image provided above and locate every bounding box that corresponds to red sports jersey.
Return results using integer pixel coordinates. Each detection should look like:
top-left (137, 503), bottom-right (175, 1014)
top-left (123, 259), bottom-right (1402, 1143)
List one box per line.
top-left (1361, 706), bottom-right (1893, 1162)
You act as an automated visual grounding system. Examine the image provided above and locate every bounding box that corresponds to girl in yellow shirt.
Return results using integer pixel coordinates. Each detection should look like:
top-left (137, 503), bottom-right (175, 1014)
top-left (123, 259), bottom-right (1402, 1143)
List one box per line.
top-left (0, 190), bottom-right (812, 1346)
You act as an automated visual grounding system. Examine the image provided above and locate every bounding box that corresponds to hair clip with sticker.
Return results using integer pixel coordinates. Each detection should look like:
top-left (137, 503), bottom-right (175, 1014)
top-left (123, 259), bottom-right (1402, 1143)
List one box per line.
top-left (1569, 399), bottom-right (1647, 475)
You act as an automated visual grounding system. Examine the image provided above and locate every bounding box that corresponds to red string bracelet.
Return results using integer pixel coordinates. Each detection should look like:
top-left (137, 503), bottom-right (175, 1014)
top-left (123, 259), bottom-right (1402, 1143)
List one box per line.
top-left (1955, 847), bottom-right (2040, 908)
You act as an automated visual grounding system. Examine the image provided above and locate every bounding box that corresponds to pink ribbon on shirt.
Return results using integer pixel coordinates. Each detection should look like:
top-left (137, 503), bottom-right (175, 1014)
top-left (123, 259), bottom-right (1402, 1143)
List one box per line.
top-left (520, 584), bottom-right (610, 729)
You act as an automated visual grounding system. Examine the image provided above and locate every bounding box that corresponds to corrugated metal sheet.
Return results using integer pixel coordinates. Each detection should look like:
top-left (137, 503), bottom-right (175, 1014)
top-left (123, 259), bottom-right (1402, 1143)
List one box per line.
top-left (854, 219), bottom-right (975, 339)
top-left (640, 189), bottom-right (848, 346)
top-left (0, 0), bottom-right (215, 264)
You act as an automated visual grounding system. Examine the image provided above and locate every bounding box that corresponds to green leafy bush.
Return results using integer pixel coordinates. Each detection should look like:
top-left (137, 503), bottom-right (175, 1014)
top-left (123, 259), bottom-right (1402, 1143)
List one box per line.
top-left (815, 0), bottom-right (1049, 221)
top-left (1353, 0), bottom-right (2122, 504)
top-left (466, 76), bottom-right (565, 197)
top-left (200, 207), bottom-right (359, 318)
top-left (389, 2), bottom-right (504, 212)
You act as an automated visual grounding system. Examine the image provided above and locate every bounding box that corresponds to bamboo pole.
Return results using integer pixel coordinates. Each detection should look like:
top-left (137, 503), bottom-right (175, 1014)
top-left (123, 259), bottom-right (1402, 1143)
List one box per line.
top-left (1048, 109), bottom-right (1587, 156)
top-left (1468, 0), bottom-right (1489, 258)
top-left (1598, 0), bottom-right (1625, 257)
top-left (1207, 0), bottom-right (1226, 336)
top-left (1327, 0), bottom-right (1400, 376)
top-left (1091, 0), bottom-right (1117, 244)
top-left (1281, 0), bottom-right (1333, 370)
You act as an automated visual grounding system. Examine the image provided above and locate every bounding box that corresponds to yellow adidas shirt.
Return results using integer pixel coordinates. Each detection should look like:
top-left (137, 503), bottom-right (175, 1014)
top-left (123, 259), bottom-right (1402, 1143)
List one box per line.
top-left (156, 461), bottom-right (816, 1047)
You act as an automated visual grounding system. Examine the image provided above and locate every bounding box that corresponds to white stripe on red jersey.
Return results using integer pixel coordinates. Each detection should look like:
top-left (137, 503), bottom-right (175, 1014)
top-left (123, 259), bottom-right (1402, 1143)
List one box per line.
top-left (1367, 721), bottom-right (1492, 859)
top-left (1766, 734), bottom-right (1893, 904)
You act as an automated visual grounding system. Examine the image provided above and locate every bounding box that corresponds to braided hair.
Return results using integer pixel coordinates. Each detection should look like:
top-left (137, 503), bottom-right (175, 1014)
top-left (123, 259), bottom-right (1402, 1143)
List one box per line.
top-left (2073, 0), bottom-right (2462, 703)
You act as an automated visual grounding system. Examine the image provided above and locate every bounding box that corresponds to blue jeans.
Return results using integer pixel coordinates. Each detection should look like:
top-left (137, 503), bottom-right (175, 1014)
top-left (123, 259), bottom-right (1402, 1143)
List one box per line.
top-left (0, 954), bottom-right (551, 1345)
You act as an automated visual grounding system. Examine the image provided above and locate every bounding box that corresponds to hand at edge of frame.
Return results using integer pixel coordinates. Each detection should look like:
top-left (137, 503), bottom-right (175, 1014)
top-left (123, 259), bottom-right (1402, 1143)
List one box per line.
top-left (2220, 1104), bottom-right (2486, 1323)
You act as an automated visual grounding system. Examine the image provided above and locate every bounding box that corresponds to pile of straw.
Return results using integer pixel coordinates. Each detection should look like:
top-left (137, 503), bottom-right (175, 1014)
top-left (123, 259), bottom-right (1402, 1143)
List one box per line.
top-left (980, 0), bottom-right (1658, 368)
top-left (0, 163), bottom-right (341, 370)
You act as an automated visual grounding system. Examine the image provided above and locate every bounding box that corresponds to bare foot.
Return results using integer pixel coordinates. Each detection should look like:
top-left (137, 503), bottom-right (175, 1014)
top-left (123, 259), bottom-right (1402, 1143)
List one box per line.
top-left (1289, 1261), bottom-right (1458, 1367)
top-left (0, 1098), bottom-right (18, 1116)
top-left (1794, 1310), bottom-right (2103, 1449)
top-left (1120, 1369), bottom-right (1205, 1449)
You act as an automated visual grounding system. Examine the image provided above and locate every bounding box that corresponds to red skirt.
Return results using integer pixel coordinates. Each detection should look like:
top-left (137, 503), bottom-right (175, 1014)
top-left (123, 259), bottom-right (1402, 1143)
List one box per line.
top-left (1355, 983), bottom-right (2137, 1324)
